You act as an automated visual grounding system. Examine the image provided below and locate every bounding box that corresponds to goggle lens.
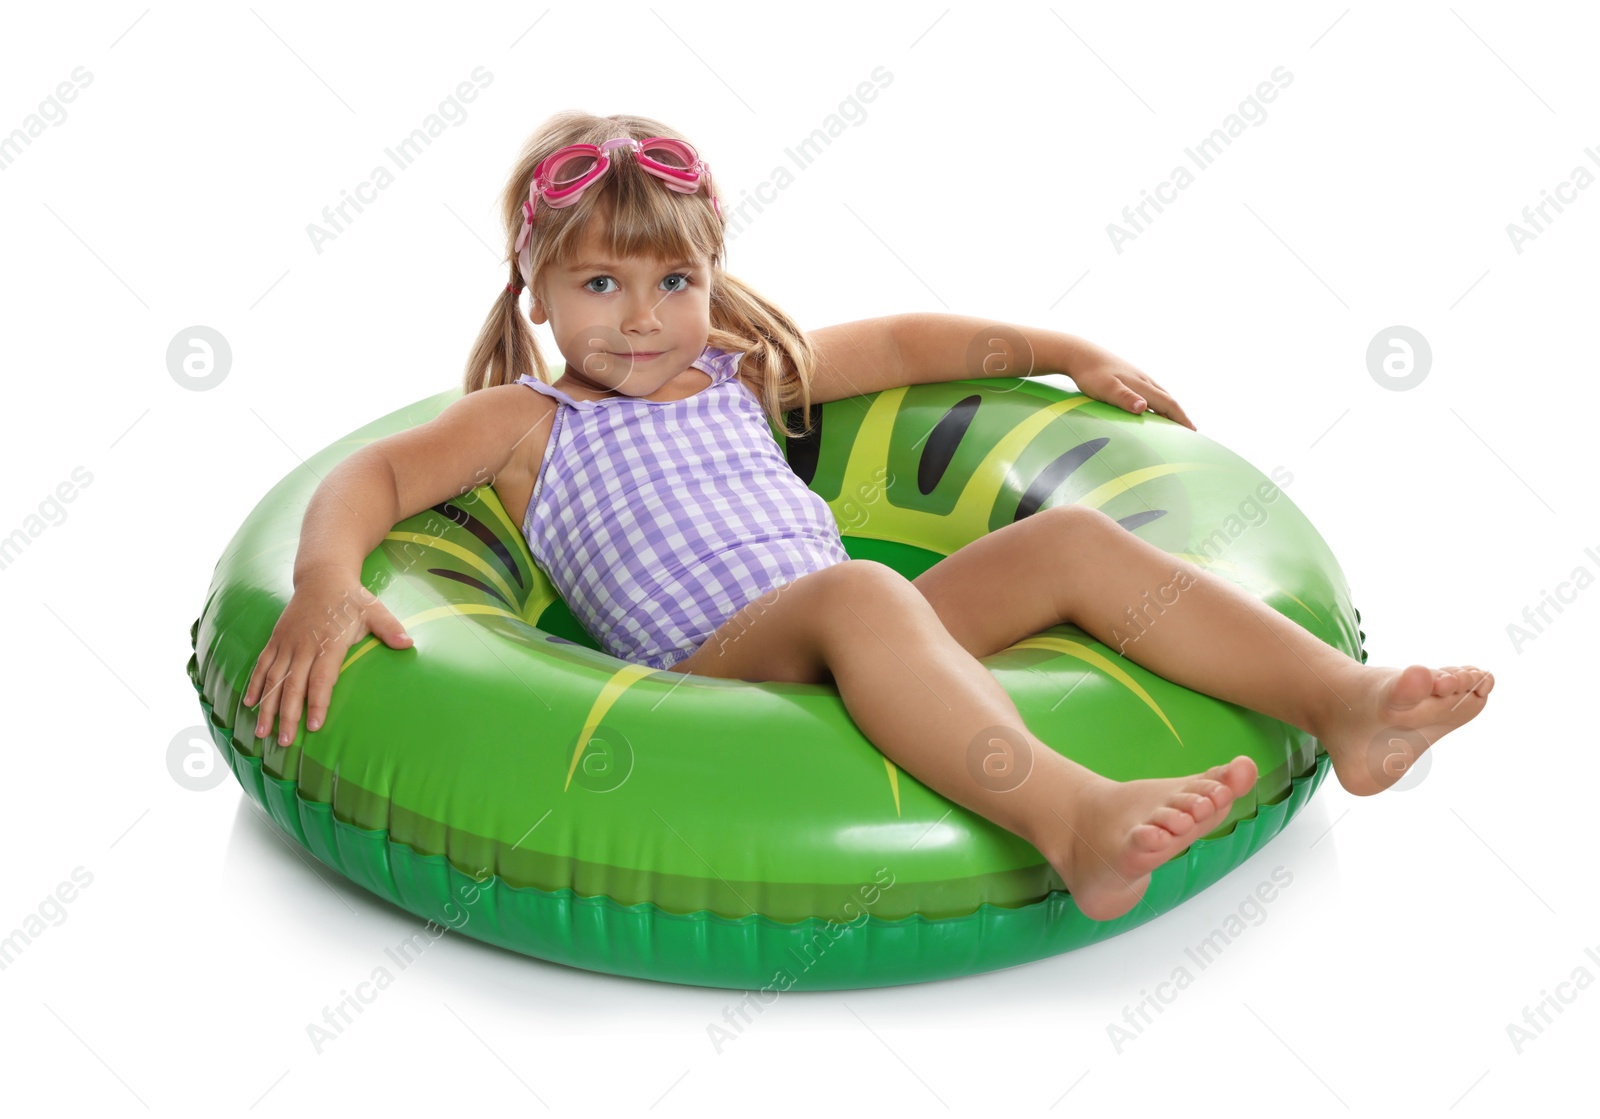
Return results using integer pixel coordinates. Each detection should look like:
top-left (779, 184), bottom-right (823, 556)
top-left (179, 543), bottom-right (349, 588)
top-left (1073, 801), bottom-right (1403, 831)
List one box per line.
top-left (525, 137), bottom-right (717, 233)
top-left (546, 151), bottom-right (600, 186)
top-left (639, 140), bottom-right (695, 172)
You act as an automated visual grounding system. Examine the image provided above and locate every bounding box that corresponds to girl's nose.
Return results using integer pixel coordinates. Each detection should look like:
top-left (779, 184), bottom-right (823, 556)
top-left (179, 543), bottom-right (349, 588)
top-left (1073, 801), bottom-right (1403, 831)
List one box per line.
top-left (620, 295), bottom-right (662, 331)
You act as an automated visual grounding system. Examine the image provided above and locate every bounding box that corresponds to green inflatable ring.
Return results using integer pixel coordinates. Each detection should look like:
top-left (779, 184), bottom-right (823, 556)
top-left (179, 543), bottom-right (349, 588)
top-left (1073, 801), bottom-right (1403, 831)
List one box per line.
top-left (186, 373), bottom-right (1364, 990)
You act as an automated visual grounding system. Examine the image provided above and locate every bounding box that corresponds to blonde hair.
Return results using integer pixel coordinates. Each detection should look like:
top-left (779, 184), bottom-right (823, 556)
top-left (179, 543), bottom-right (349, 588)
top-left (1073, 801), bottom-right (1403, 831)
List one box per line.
top-left (463, 110), bottom-right (820, 438)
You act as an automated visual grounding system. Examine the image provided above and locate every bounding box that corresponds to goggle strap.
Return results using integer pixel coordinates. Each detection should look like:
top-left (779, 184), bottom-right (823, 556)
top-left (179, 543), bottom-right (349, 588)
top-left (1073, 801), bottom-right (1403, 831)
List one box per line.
top-left (518, 137), bottom-right (726, 243)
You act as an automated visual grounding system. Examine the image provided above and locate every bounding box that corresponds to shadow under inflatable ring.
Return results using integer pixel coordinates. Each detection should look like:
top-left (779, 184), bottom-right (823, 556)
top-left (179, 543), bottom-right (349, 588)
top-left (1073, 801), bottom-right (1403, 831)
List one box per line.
top-left (186, 374), bottom-right (1365, 990)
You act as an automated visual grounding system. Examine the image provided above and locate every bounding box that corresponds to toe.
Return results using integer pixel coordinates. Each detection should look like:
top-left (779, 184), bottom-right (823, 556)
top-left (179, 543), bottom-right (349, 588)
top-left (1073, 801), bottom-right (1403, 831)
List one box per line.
top-left (1165, 791), bottom-right (1213, 824)
top-left (1176, 785), bottom-right (1223, 820)
top-left (1149, 805), bottom-right (1199, 837)
top-left (1131, 822), bottom-right (1174, 852)
top-left (1391, 665), bottom-right (1435, 708)
top-left (1222, 755), bottom-right (1259, 795)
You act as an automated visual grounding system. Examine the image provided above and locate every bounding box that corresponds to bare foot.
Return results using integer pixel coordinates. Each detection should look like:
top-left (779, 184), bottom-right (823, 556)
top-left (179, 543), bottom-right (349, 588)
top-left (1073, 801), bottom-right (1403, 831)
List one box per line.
top-left (1041, 756), bottom-right (1259, 923)
top-left (1320, 663), bottom-right (1494, 796)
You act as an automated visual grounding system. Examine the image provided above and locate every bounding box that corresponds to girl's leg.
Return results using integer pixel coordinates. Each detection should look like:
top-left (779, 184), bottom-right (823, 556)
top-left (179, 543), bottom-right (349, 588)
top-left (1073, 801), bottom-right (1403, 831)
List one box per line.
top-left (911, 505), bottom-right (1494, 795)
top-left (671, 560), bottom-right (1260, 922)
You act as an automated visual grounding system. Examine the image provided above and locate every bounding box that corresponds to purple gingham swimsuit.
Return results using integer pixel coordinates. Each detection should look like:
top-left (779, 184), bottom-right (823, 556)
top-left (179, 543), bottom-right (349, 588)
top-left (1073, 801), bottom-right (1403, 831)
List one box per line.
top-left (514, 344), bottom-right (851, 670)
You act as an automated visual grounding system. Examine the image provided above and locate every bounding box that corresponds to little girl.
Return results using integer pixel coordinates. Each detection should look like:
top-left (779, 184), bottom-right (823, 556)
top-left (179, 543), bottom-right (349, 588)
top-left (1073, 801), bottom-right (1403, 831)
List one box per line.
top-left (244, 110), bottom-right (1494, 923)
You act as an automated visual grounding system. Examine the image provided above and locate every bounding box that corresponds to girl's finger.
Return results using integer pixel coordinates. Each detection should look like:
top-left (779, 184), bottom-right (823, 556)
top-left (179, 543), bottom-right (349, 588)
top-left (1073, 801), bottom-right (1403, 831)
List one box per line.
top-left (243, 645), bottom-right (275, 707)
top-left (254, 660), bottom-right (290, 739)
top-left (1143, 388), bottom-right (1194, 430)
top-left (306, 660), bottom-right (343, 734)
top-left (277, 665), bottom-right (311, 746)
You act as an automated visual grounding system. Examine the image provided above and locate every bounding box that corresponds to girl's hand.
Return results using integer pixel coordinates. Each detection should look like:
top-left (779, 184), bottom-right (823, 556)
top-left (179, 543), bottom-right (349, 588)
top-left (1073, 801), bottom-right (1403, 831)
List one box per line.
top-left (241, 571), bottom-right (414, 748)
top-left (1069, 351), bottom-right (1197, 431)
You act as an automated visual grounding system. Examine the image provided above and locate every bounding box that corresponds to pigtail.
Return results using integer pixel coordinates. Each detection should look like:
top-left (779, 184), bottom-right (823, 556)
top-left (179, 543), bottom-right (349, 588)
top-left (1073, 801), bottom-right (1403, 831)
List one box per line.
top-left (709, 271), bottom-right (820, 441)
top-left (461, 268), bottom-right (544, 394)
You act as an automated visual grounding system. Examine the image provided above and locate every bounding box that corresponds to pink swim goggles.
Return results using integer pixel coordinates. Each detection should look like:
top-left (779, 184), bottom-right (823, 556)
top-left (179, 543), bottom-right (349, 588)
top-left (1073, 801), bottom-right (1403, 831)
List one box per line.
top-left (513, 136), bottom-right (723, 266)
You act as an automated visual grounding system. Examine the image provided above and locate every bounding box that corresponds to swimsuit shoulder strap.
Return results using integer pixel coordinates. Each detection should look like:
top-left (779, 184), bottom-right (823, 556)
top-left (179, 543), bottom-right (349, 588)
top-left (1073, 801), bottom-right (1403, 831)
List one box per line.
top-left (694, 345), bottom-right (747, 387)
top-left (512, 344), bottom-right (747, 403)
top-left (513, 374), bottom-right (580, 407)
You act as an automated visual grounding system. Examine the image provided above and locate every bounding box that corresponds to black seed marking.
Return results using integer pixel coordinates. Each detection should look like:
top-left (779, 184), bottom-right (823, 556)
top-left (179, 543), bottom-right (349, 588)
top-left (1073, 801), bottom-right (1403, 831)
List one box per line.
top-left (918, 394), bottom-right (981, 495)
top-left (783, 407), bottom-right (823, 485)
top-left (1014, 438), bottom-right (1109, 521)
top-left (427, 567), bottom-right (513, 609)
top-left (1115, 509), bottom-right (1168, 531)
top-left (431, 501), bottom-right (525, 589)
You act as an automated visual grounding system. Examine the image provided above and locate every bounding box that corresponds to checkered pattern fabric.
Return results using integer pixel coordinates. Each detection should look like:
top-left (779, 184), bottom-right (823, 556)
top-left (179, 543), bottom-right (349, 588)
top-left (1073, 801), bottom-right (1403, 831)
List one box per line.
top-left (515, 345), bottom-right (851, 669)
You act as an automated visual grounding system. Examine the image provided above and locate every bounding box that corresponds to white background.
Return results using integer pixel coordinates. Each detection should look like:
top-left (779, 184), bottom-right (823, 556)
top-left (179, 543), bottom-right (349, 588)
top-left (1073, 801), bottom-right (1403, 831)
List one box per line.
top-left (1, 1), bottom-right (1592, 1114)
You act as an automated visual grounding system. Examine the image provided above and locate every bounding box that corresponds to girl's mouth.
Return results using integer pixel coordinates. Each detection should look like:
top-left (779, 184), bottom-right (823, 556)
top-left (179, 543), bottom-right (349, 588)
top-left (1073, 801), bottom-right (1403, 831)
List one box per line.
top-left (611, 351), bottom-right (664, 360)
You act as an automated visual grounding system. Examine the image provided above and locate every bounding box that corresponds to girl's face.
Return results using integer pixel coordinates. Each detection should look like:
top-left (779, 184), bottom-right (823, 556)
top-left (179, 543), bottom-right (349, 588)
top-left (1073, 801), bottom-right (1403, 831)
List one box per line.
top-left (529, 222), bottom-right (713, 398)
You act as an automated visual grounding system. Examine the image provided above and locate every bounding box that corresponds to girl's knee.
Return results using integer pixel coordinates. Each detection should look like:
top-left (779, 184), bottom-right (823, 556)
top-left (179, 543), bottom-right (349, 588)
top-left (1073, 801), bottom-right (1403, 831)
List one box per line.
top-left (805, 560), bottom-right (935, 650)
top-left (1037, 503), bottom-right (1117, 536)
top-left (809, 560), bottom-right (919, 607)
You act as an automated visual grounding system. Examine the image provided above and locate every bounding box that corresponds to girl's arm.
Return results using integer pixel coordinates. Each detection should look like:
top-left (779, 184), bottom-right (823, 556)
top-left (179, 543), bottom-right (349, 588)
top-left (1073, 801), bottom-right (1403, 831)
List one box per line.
top-left (292, 450), bottom-right (408, 588)
top-left (294, 384), bottom-right (550, 583)
top-left (246, 384), bottom-right (553, 747)
top-left (808, 312), bottom-right (1196, 430)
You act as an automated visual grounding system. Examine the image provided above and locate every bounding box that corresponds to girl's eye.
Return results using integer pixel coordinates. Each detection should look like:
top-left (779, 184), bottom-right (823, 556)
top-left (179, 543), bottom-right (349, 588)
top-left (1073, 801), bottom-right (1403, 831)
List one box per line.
top-left (582, 273), bottom-right (692, 295)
